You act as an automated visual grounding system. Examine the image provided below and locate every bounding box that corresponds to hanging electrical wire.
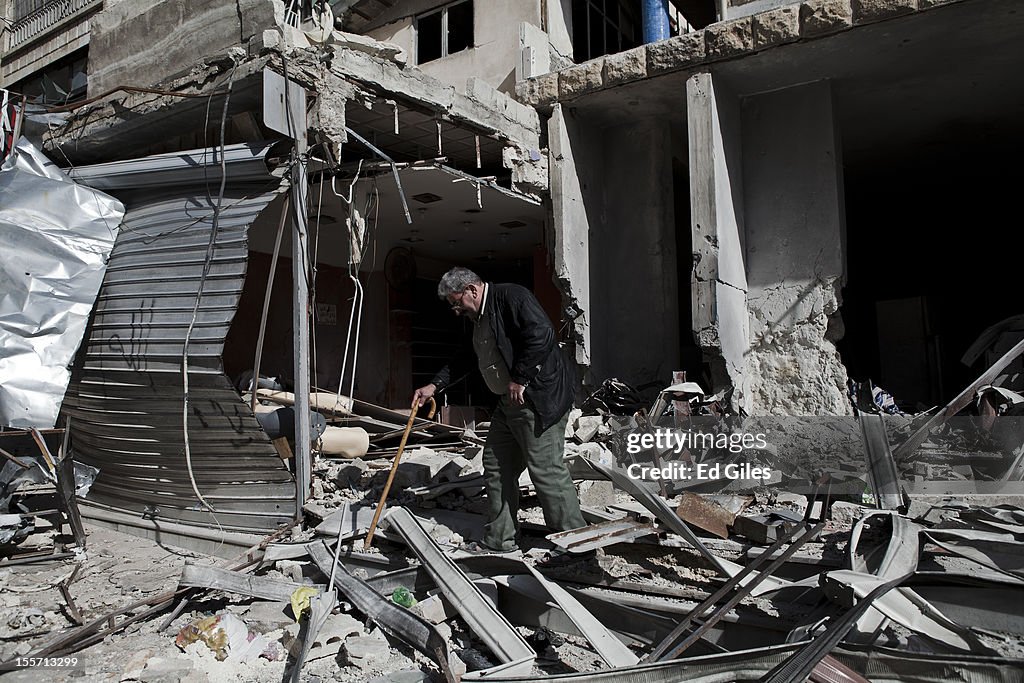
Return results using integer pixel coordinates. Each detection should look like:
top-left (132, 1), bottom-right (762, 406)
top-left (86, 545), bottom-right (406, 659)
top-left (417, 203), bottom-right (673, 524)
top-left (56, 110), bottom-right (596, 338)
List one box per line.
top-left (180, 63), bottom-right (238, 514)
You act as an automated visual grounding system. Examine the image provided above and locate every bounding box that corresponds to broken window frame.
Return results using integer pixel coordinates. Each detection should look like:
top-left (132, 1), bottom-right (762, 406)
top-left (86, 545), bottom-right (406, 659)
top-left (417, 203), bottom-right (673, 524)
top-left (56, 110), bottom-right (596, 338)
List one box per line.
top-left (415, 0), bottom-right (474, 66)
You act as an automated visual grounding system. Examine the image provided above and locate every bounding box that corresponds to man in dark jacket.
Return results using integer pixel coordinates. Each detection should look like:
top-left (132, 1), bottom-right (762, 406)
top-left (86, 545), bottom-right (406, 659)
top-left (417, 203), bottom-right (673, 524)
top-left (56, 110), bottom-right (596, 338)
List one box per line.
top-left (413, 267), bottom-right (588, 560)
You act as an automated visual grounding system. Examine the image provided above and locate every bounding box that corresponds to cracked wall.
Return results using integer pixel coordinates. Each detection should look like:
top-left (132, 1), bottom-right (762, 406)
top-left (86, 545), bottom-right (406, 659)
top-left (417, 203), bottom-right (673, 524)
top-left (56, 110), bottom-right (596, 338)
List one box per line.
top-left (688, 72), bottom-right (749, 398)
top-left (87, 0), bottom-right (281, 97)
top-left (741, 79), bottom-right (851, 415)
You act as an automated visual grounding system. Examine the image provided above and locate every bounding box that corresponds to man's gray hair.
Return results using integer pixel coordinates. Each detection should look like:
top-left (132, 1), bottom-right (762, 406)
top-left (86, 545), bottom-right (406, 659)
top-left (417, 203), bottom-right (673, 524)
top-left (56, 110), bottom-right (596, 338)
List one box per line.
top-left (437, 267), bottom-right (483, 299)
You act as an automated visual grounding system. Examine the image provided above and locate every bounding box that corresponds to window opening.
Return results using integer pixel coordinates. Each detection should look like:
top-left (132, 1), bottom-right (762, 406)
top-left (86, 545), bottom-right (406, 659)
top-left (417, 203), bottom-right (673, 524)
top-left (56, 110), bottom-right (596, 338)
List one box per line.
top-left (417, 0), bottom-right (474, 65)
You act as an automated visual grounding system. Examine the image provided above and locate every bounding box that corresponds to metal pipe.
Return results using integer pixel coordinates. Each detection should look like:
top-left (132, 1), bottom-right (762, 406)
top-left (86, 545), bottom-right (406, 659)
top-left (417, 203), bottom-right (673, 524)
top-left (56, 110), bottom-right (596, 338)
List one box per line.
top-left (642, 0), bottom-right (670, 44)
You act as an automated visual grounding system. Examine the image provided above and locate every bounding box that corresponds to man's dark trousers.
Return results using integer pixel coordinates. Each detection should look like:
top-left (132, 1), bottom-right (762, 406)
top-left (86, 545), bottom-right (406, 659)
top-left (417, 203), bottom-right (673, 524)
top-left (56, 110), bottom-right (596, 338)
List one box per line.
top-left (481, 395), bottom-right (585, 551)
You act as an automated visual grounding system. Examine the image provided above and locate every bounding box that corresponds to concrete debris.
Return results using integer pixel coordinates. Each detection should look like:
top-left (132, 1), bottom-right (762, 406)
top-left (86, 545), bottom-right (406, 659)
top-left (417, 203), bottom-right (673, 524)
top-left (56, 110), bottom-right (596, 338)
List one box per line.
top-left (3, 0), bottom-right (1023, 674)
top-left (392, 449), bottom-right (469, 488)
top-left (342, 632), bottom-right (392, 668)
top-left (733, 510), bottom-right (805, 545)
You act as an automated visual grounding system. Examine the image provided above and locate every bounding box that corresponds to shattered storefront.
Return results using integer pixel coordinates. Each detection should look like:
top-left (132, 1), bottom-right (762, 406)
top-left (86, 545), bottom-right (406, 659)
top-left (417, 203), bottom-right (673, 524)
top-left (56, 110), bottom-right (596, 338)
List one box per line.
top-left (2, 0), bottom-right (1024, 679)
top-left (59, 142), bottom-right (297, 550)
top-left (6, 14), bottom-right (550, 552)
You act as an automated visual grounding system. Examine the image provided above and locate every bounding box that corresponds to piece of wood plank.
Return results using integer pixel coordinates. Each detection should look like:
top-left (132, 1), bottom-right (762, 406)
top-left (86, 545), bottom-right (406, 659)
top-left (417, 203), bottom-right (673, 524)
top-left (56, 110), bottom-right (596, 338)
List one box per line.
top-left (271, 437), bottom-right (293, 460)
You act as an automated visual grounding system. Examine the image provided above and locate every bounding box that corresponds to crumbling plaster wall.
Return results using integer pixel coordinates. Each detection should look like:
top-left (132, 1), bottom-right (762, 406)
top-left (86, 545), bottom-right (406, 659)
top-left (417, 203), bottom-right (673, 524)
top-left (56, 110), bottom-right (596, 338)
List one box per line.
top-left (741, 80), bottom-right (850, 415)
top-left (87, 0), bottom-right (281, 97)
top-left (360, 0), bottom-right (543, 94)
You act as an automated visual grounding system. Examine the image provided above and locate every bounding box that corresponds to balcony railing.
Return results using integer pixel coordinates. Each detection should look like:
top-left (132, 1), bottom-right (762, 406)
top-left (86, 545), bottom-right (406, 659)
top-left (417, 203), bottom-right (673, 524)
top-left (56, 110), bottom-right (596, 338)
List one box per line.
top-left (4, 0), bottom-right (102, 53)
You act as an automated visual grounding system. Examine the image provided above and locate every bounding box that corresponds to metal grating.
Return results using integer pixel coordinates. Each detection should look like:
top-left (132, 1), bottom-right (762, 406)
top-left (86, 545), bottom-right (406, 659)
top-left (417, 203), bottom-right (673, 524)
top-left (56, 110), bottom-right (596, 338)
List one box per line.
top-left (62, 143), bottom-right (295, 535)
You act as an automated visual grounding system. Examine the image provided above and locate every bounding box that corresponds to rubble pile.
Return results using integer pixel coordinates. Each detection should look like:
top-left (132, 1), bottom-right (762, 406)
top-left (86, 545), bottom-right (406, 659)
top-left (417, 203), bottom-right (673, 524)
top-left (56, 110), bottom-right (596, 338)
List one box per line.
top-left (2, 378), bottom-right (1024, 682)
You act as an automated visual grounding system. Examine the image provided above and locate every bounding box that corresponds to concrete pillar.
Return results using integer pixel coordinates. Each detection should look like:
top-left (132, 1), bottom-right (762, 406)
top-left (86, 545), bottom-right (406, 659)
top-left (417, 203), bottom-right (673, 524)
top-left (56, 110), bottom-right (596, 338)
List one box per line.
top-left (686, 71), bottom-right (749, 403)
top-left (741, 80), bottom-right (850, 415)
top-left (548, 104), bottom-right (592, 368)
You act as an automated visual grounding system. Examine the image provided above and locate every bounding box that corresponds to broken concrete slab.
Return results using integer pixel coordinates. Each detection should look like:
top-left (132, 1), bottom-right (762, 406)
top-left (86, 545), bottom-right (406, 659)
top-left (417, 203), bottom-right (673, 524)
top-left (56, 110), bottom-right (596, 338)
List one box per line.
top-left (410, 508), bottom-right (486, 545)
top-left (326, 47), bottom-right (540, 149)
top-left (393, 449), bottom-right (468, 488)
top-left (513, 72), bottom-right (559, 109)
top-left (573, 415), bottom-right (605, 443)
top-left (315, 503), bottom-right (376, 540)
top-left (342, 632), bottom-right (391, 669)
top-left (138, 656), bottom-right (194, 683)
top-left (326, 29), bottom-right (407, 65)
top-left (578, 480), bottom-right (616, 508)
top-left (239, 600), bottom-right (293, 634)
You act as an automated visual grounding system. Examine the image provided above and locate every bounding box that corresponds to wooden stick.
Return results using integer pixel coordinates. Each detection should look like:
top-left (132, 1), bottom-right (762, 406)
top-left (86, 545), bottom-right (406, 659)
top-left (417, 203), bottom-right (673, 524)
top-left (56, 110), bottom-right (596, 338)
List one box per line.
top-left (363, 397), bottom-right (436, 550)
top-left (0, 445), bottom-right (30, 469)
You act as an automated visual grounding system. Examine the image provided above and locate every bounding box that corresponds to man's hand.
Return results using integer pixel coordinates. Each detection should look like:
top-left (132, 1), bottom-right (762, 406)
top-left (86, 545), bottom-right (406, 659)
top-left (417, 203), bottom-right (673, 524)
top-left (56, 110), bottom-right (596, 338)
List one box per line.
top-left (413, 383), bottom-right (436, 409)
top-left (508, 382), bottom-right (526, 405)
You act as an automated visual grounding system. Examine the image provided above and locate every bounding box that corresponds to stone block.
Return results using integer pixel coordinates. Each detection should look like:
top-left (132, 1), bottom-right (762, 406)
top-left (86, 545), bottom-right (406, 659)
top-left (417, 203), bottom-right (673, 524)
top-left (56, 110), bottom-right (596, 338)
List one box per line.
top-left (919, 0), bottom-right (958, 6)
top-left (829, 501), bottom-right (866, 526)
top-left (392, 448), bottom-right (459, 487)
top-left (336, 458), bottom-right (369, 487)
top-left (800, 0), bottom-right (854, 36)
top-left (852, 0), bottom-right (917, 23)
top-left (411, 594), bottom-right (451, 624)
top-left (515, 72), bottom-right (559, 107)
top-left (573, 415), bottom-right (604, 443)
top-left (558, 58), bottom-right (604, 99)
top-left (705, 17), bottom-right (754, 58)
top-left (646, 32), bottom-right (705, 74)
top-left (578, 480), bottom-right (616, 508)
top-left (603, 46), bottom-right (647, 86)
top-left (240, 600), bottom-right (292, 634)
top-left (343, 634), bottom-right (391, 669)
top-left (139, 657), bottom-right (194, 683)
top-left (752, 6), bottom-right (801, 49)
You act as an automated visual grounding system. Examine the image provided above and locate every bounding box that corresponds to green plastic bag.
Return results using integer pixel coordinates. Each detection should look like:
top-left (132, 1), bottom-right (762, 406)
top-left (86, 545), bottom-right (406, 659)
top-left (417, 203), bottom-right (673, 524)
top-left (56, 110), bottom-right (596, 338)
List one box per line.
top-left (391, 586), bottom-right (417, 608)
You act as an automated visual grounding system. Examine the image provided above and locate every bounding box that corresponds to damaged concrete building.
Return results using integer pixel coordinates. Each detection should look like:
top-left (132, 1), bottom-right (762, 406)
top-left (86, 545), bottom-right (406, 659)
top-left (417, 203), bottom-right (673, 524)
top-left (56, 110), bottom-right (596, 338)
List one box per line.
top-left (2, 0), bottom-right (1014, 427)
top-left (2, 0), bottom-right (1024, 679)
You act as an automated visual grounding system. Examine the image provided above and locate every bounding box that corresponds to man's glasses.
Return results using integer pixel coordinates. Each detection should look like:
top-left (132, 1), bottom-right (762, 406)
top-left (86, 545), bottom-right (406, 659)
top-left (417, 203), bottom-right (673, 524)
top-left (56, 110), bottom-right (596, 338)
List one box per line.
top-left (448, 289), bottom-right (468, 312)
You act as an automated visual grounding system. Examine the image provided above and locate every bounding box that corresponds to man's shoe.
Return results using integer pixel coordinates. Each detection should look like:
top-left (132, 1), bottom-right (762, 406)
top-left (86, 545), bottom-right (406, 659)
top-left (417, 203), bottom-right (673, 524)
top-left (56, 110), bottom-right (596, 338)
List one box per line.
top-left (456, 540), bottom-right (520, 556)
top-left (535, 548), bottom-right (598, 569)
